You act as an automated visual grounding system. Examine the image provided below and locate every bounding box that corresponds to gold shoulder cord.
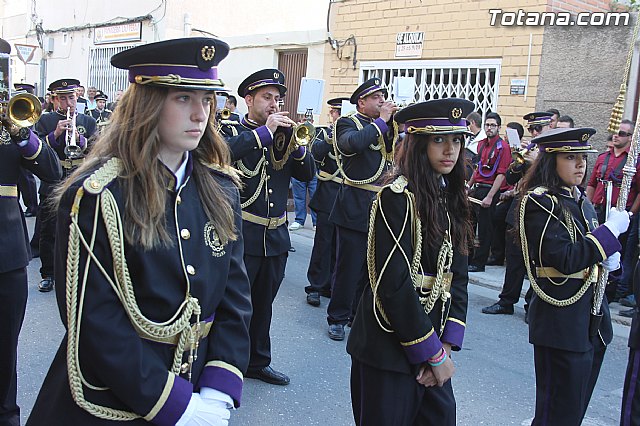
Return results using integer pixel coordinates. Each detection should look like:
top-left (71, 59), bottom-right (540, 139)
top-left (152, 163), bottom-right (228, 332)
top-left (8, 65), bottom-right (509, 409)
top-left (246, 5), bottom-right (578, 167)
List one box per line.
top-left (66, 158), bottom-right (201, 420)
top-left (333, 113), bottom-right (398, 186)
top-left (367, 176), bottom-right (454, 334)
top-left (316, 125), bottom-right (342, 182)
top-left (518, 191), bottom-right (597, 307)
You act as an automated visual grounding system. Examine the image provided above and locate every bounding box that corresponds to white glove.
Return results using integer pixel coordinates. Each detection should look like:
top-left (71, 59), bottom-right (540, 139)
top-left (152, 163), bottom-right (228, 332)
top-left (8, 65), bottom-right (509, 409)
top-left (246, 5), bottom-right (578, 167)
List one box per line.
top-left (176, 390), bottom-right (232, 426)
top-left (603, 208), bottom-right (631, 238)
top-left (601, 252), bottom-right (621, 272)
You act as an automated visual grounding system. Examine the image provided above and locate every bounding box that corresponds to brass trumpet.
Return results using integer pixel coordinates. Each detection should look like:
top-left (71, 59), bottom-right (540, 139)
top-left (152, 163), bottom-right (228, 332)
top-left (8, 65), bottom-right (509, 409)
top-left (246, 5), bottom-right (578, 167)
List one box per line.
top-left (292, 121), bottom-right (315, 147)
top-left (219, 108), bottom-right (231, 120)
top-left (64, 107), bottom-right (83, 159)
top-left (0, 92), bottom-right (42, 130)
top-left (511, 142), bottom-right (536, 166)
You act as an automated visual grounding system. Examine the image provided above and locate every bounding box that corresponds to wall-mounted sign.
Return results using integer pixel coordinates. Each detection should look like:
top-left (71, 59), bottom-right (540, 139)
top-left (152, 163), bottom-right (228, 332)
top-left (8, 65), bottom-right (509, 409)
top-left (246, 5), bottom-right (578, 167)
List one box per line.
top-left (395, 32), bottom-right (424, 58)
top-left (94, 22), bottom-right (142, 45)
top-left (510, 78), bottom-right (526, 95)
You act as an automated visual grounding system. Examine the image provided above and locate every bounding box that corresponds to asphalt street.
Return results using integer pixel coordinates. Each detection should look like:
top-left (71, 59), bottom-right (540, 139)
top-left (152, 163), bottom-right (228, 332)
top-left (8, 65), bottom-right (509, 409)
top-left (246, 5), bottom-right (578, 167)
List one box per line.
top-left (16, 216), bottom-right (633, 425)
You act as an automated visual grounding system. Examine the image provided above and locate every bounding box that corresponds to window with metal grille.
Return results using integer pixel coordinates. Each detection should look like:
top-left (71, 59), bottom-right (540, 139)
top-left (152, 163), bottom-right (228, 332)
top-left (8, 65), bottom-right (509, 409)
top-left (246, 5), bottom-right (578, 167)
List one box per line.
top-left (360, 59), bottom-right (501, 120)
top-left (87, 45), bottom-right (136, 101)
top-left (278, 50), bottom-right (308, 122)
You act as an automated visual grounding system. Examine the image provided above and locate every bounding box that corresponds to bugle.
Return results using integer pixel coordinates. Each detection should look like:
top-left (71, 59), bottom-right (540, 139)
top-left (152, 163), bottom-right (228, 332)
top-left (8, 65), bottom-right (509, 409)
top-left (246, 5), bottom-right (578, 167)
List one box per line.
top-left (64, 107), bottom-right (83, 159)
top-left (0, 92), bottom-right (42, 132)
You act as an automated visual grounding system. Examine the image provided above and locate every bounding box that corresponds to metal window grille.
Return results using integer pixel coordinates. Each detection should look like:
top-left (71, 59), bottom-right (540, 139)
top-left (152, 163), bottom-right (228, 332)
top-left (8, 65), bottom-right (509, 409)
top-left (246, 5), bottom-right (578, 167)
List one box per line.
top-left (360, 59), bottom-right (501, 120)
top-left (87, 45), bottom-right (136, 101)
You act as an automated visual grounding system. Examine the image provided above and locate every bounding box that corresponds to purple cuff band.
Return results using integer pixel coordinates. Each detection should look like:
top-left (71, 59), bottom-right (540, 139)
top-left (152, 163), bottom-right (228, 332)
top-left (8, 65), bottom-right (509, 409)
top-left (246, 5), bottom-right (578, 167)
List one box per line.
top-left (47, 131), bottom-right (61, 148)
top-left (152, 376), bottom-right (193, 426)
top-left (129, 65), bottom-right (217, 83)
top-left (78, 135), bottom-right (87, 149)
top-left (441, 320), bottom-right (466, 349)
top-left (197, 365), bottom-right (243, 407)
top-left (591, 225), bottom-right (623, 258)
top-left (255, 125), bottom-right (273, 147)
top-left (17, 130), bottom-right (41, 158)
top-left (291, 145), bottom-right (306, 159)
top-left (404, 118), bottom-right (467, 127)
top-left (402, 330), bottom-right (442, 365)
top-left (373, 117), bottom-right (389, 135)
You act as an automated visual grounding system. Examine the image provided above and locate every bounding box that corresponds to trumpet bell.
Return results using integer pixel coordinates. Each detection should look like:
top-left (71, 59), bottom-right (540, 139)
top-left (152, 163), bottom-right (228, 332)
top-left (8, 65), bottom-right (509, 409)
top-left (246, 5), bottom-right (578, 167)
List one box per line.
top-left (7, 93), bottom-right (42, 128)
top-left (293, 122), bottom-right (315, 146)
top-left (219, 108), bottom-right (231, 120)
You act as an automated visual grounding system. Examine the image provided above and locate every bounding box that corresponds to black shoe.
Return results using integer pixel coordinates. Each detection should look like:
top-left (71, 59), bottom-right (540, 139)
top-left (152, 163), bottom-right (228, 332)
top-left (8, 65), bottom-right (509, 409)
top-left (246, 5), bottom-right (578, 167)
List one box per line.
top-left (486, 257), bottom-right (504, 266)
top-left (24, 210), bottom-right (36, 217)
top-left (524, 310), bottom-right (529, 324)
top-left (481, 302), bottom-right (514, 315)
top-left (468, 265), bottom-right (485, 273)
top-left (288, 246), bottom-right (296, 253)
top-left (246, 366), bottom-right (290, 386)
top-left (328, 324), bottom-right (345, 341)
top-left (620, 308), bottom-right (636, 318)
top-left (306, 292), bottom-right (320, 307)
top-left (30, 246), bottom-right (40, 258)
top-left (38, 277), bottom-right (54, 292)
top-left (319, 289), bottom-right (332, 298)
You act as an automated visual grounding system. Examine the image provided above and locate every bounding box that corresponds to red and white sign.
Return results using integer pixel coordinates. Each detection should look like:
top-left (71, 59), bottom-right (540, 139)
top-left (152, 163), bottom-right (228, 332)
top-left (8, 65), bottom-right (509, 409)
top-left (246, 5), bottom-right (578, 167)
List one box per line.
top-left (14, 44), bottom-right (38, 63)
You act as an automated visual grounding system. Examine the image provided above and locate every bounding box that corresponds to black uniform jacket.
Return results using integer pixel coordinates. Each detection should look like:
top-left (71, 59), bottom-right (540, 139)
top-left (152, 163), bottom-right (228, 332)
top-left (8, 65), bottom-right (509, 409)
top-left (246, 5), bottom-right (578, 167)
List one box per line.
top-left (87, 108), bottom-right (112, 123)
top-left (224, 116), bottom-right (315, 257)
top-left (309, 126), bottom-right (341, 214)
top-left (35, 110), bottom-right (97, 190)
top-left (329, 113), bottom-right (395, 233)
top-left (504, 162), bottom-right (529, 227)
top-left (347, 182), bottom-right (468, 375)
top-left (27, 156), bottom-right (252, 426)
top-left (522, 186), bottom-right (619, 352)
top-left (0, 129), bottom-right (62, 273)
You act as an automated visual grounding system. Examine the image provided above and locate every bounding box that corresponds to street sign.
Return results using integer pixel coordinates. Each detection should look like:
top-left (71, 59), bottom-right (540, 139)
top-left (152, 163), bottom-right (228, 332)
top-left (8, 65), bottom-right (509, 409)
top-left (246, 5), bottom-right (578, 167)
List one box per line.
top-left (14, 44), bottom-right (38, 64)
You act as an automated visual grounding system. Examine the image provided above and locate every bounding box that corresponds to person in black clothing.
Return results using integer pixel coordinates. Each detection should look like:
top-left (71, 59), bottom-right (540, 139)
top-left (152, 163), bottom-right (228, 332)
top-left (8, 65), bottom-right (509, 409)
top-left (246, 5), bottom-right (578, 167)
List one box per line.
top-left (0, 37), bottom-right (63, 426)
top-left (86, 90), bottom-right (112, 125)
top-left (327, 77), bottom-right (398, 341)
top-left (221, 69), bottom-right (315, 386)
top-left (621, 245), bottom-right (640, 425)
top-left (347, 98), bottom-right (473, 425)
top-left (27, 37), bottom-right (252, 426)
top-left (33, 79), bottom-right (97, 292)
top-left (518, 127), bottom-right (628, 425)
top-left (304, 96), bottom-right (349, 307)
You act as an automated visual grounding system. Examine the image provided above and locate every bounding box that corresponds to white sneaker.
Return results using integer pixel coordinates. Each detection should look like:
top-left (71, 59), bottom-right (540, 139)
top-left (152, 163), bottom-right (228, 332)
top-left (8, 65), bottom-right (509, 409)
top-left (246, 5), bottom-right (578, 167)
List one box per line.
top-left (289, 222), bottom-right (302, 231)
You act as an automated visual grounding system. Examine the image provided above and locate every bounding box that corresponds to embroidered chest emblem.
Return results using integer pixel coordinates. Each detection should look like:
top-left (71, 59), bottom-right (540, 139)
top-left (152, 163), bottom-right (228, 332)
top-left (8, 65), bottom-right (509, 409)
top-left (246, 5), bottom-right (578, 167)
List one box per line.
top-left (0, 127), bottom-right (11, 145)
top-left (274, 131), bottom-right (287, 152)
top-left (77, 125), bottom-right (87, 135)
top-left (204, 221), bottom-right (226, 257)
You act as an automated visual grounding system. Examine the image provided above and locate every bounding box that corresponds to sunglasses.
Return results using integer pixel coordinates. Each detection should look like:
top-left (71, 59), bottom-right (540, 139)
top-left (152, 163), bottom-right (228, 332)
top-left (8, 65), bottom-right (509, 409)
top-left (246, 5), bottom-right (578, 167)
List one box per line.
top-left (528, 125), bottom-right (543, 134)
top-left (618, 130), bottom-right (633, 137)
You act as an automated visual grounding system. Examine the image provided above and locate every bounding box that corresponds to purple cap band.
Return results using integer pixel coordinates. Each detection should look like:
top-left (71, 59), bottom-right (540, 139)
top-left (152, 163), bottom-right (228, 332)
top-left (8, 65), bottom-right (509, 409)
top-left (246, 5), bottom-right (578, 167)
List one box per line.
top-left (405, 118), bottom-right (467, 127)
top-left (129, 65), bottom-right (218, 83)
top-left (359, 85), bottom-right (384, 99)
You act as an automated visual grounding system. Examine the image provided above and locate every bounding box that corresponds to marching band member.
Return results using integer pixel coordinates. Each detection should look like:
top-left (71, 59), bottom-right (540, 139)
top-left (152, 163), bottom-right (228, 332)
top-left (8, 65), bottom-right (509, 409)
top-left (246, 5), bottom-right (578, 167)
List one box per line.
top-left (0, 38), bottom-right (62, 426)
top-left (518, 127), bottom-right (628, 425)
top-left (347, 98), bottom-right (473, 425)
top-left (222, 69), bottom-right (315, 386)
top-left (27, 37), bottom-right (252, 425)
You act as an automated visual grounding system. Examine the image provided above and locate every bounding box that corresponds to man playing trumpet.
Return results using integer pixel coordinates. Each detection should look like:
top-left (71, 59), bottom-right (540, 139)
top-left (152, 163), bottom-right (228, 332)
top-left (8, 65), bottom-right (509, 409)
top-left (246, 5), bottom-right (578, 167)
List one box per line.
top-left (222, 69), bottom-right (315, 386)
top-left (33, 78), bottom-right (96, 292)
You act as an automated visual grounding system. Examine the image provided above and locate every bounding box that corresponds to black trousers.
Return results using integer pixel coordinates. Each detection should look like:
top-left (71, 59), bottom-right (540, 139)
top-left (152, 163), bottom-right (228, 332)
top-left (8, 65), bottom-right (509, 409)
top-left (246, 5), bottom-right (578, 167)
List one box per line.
top-left (351, 358), bottom-right (455, 426)
top-left (327, 226), bottom-right (367, 325)
top-left (38, 190), bottom-right (56, 278)
top-left (0, 268), bottom-right (28, 426)
top-left (470, 186), bottom-right (500, 268)
top-left (17, 169), bottom-right (38, 215)
top-left (490, 197), bottom-right (510, 263)
top-left (622, 348), bottom-right (640, 426)
top-left (498, 225), bottom-right (528, 307)
top-left (244, 253), bottom-right (287, 370)
top-left (306, 210), bottom-right (335, 296)
top-left (533, 341), bottom-right (606, 426)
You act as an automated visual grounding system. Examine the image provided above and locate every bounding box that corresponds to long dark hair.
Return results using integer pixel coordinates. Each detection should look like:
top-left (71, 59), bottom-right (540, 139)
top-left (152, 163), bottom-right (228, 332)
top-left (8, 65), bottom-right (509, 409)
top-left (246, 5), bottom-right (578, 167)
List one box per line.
top-left (517, 151), bottom-right (572, 233)
top-left (388, 133), bottom-right (472, 254)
